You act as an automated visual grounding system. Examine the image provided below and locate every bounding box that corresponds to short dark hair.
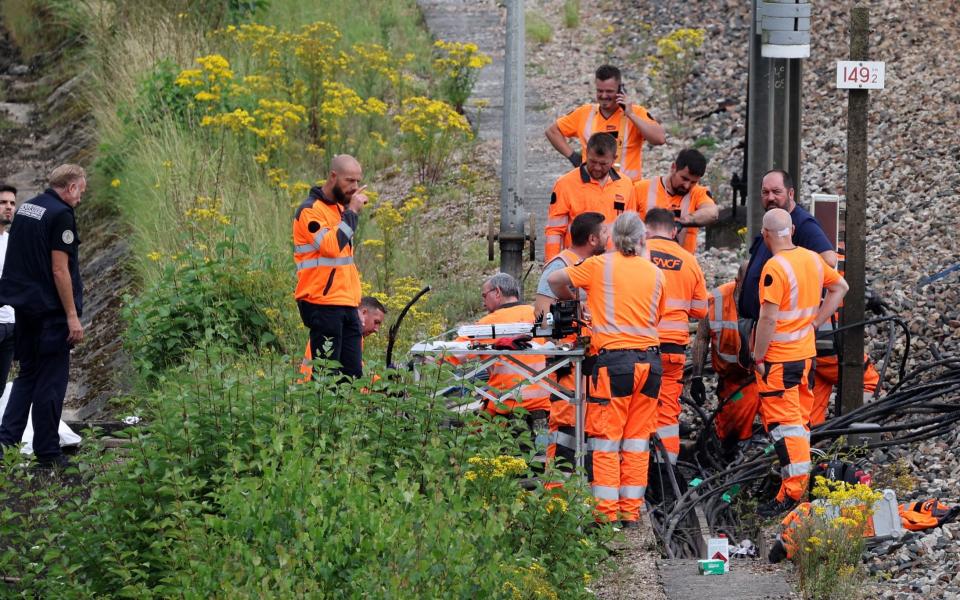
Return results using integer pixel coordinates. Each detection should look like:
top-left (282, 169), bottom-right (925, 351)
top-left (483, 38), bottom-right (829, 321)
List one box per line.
top-left (586, 132), bottom-right (617, 157)
top-left (595, 65), bottom-right (622, 83)
top-left (675, 149), bottom-right (708, 177)
top-left (0, 183), bottom-right (16, 195)
top-left (645, 207), bottom-right (677, 230)
top-left (764, 169), bottom-right (794, 191)
top-left (570, 212), bottom-right (605, 246)
top-left (360, 296), bottom-right (387, 313)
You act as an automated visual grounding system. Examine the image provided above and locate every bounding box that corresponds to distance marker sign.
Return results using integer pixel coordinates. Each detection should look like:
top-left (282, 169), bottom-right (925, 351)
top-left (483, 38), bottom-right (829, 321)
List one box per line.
top-left (836, 61), bottom-right (885, 89)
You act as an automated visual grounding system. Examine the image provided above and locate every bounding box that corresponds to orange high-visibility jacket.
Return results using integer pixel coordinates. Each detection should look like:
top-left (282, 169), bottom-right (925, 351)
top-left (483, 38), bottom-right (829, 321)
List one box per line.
top-left (758, 247), bottom-right (842, 363)
top-left (646, 237), bottom-right (708, 346)
top-left (635, 177), bottom-right (715, 254)
top-left (555, 103), bottom-right (660, 181)
top-left (565, 252), bottom-right (666, 352)
top-left (707, 281), bottom-right (745, 377)
top-left (545, 166), bottom-right (637, 261)
top-left (293, 188), bottom-right (361, 307)
top-left (454, 303), bottom-right (550, 413)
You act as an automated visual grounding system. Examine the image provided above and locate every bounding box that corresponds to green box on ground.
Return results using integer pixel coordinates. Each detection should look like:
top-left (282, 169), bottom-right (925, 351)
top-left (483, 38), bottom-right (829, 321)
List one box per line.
top-left (698, 559), bottom-right (725, 575)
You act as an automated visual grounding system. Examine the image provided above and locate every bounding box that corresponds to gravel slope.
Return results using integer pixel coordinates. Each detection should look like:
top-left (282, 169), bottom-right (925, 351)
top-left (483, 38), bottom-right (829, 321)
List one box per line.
top-left (522, 1), bottom-right (960, 598)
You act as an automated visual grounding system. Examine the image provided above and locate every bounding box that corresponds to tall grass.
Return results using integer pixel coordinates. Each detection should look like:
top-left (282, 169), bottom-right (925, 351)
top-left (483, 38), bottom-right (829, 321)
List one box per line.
top-left (563, 0), bottom-right (581, 29)
top-left (66, 0), bottom-right (495, 357)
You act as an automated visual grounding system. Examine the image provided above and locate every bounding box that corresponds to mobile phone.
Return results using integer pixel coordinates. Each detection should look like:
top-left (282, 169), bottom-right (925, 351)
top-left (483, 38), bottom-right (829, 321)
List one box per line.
top-left (618, 82), bottom-right (626, 110)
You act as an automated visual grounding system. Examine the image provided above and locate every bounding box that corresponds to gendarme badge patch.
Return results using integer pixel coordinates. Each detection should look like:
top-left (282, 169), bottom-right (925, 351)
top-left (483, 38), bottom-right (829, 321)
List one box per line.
top-left (62, 230), bottom-right (75, 244)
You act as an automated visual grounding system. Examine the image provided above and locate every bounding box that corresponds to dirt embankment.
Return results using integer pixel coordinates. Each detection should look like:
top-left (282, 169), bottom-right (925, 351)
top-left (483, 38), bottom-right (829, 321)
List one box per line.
top-left (0, 25), bottom-right (131, 419)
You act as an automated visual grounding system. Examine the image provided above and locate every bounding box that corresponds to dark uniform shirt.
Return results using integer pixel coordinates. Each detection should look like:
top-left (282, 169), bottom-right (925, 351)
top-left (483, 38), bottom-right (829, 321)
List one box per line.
top-left (738, 203), bottom-right (832, 320)
top-left (0, 189), bottom-right (83, 317)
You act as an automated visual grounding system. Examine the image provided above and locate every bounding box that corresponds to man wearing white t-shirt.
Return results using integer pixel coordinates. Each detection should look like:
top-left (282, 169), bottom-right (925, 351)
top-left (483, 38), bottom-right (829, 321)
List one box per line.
top-left (0, 184), bottom-right (16, 392)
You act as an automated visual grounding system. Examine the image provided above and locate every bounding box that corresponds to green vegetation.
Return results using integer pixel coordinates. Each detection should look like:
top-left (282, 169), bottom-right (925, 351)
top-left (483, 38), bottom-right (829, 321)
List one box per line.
top-left (0, 0), bottom-right (609, 596)
top-left (649, 27), bottom-right (706, 119)
top-left (0, 351), bottom-right (610, 597)
top-left (563, 0), bottom-right (580, 29)
top-left (525, 12), bottom-right (553, 45)
top-left (790, 477), bottom-right (883, 599)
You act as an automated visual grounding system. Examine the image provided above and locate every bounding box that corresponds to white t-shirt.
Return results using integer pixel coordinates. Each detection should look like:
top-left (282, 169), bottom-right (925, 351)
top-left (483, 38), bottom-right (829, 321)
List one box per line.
top-left (0, 231), bottom-right (16, 324)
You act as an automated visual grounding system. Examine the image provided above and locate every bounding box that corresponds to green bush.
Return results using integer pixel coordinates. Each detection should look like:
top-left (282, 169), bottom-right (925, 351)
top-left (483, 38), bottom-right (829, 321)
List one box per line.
top-left (525, 12), bottom-right (553, 44)
top-left (121, 226), bottom-right (281, 376)
top-left (563, 0), bottom-right (580, 29)
top-left (0, 350), bottom-right (608, 597)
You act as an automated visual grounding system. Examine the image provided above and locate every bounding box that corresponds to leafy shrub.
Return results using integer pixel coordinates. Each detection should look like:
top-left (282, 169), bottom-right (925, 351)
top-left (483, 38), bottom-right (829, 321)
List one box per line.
top-left (649, 27), bottom-right (705, 119)
top-left (122, 217), bottom-right (280, 376)
top-left (790, 476), bottom-right (883, 600)
top-left (525, 12), bottom-right (553, 44)
top-left (431, 39), bottom-right (491, 113)
top-left (0, 350), bottom-right (608, 597)
top-left (395, 96), bottom-right (473, 184)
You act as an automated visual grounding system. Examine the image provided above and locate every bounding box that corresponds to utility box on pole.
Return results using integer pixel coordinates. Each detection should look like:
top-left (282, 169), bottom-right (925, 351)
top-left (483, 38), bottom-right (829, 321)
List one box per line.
top-left (746, 0), bottom-right (810, 240)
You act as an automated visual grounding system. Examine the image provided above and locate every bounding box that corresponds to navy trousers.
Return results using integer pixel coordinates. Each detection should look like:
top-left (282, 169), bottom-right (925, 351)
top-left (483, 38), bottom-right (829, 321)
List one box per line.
top-left (0, 315), bottom-right (70, 459)
top-left (297, 301), bottom-right (363, 378)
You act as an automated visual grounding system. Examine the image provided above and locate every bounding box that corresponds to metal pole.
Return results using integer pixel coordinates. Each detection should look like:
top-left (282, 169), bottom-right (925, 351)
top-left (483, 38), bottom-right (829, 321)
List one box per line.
top-left (839, 5), bottom-right (869, 415)
top-left (786, 59), bottom-right (803, 195)
top-left (499, 0), bottom-right (526, 283)
top-left (746, 0), bottom-right (771, 240)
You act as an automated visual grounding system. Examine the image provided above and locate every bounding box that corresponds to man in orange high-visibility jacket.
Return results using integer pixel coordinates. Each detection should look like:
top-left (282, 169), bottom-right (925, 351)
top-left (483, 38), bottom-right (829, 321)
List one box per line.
top-left (635, 148), bottom-right (718, 254)
top-left (544, 132), bottom-right (637, 261)
top-left (644, 208), bottom-right (708, 465)
top-left (299, 296), bottom-right (387, 381)
top-left (546, 64), bottom-right (666, 181)
top-left (691, 263), bottom-right (762, 447)
top-left (809, 349), bottom-right (880, 426)
top-left (752, 209), bottom-right (848, 516)
top-left (533, 212), bottom-right (607, 471)
top-left (294, 154), bottom-right (368, 378)
top-left (452, 273), bottom-right (551, 422)
top-left (809, 252), bottom-right (880, 426)
top-left (548, 211), bottom-right (666, 526)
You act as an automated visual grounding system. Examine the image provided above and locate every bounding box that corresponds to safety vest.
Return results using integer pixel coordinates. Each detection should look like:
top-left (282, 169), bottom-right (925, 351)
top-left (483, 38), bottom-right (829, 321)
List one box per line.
top-left (582, 104), bottom-right (632, 177)
top-left (556, 102), bottom-right (657, 181)
top-left (708, 282), bottom-right (742, 375)
top-left (293, 190), bottom-right (361, 307)
top-left (544, 166), bottom-right (637, 261)
top-left (646, 178), bottom-right (692, 249)
top-left (635, 177), bottom-right (714, 254)
top-left (565, 252), bottom-right (664, 352)
top-left (646, 237), bottom-right (708, 346)
top-left (455, 303), bottom-right (551, 414)
top-left (760, 247), bottom-right (841, 363)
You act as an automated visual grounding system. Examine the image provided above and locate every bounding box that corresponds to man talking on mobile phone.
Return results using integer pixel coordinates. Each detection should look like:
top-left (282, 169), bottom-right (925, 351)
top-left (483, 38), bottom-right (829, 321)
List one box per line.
top-left (545, 65), bottom-right (666, 182)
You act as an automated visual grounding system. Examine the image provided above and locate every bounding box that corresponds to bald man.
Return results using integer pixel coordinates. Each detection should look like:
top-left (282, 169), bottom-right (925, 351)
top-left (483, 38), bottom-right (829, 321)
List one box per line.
top-left (293, 155), bottom-right (369, 378)
top-left (739, 170), bottom-right (837, 320)
top-left (752, 208), bottom-right (848, 515)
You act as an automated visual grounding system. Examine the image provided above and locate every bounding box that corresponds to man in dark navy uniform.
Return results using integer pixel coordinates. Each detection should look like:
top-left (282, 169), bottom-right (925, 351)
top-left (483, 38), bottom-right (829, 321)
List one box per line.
top-left (0, 164), bottom-right (85, 467)
top-left (738, 169), bottom-right (838, 320)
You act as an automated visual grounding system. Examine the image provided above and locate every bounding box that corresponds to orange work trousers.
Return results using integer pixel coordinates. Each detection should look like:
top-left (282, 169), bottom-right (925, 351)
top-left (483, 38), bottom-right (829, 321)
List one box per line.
top-left (756, 359), bottom-right (813, 502)
top-left (547, 368), bottom-right (578, 472)
top-left (810, 354), bottom-right (880, 426)
top-left (585, 349), bottom-right (662, 523)
top-left (714, 374), bottom-right (761, 443)
top-left (654, 351), bottom-right (685, 465)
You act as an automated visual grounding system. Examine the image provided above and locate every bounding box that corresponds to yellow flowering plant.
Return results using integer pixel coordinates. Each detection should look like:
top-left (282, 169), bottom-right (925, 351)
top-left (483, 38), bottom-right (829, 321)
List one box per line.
top-left (432, 39), bottom-right (492, 112)
top-left (395, 96), bottom-right (473, 184)
top-left (790, 476), bottom-right (884, 599)
top-left (649, 27), bottom-right (705, 118)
